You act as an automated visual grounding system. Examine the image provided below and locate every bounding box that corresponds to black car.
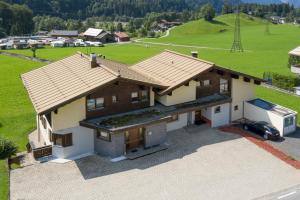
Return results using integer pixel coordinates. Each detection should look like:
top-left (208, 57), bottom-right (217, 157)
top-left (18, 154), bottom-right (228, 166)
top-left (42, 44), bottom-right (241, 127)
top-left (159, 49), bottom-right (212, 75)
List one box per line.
top-left (243, 121), bottom-right (281, 140)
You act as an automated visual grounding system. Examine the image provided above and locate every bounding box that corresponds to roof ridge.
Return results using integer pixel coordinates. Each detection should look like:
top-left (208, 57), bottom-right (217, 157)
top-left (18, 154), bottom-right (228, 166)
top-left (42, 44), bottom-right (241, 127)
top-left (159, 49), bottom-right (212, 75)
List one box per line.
top-left (164, 49), bottom-right (215, 65)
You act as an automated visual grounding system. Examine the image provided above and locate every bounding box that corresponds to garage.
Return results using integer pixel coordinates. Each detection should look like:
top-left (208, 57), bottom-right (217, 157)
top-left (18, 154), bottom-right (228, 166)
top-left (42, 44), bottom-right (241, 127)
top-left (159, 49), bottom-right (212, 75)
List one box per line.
top-left (244, 98), bottom-right (297, 137)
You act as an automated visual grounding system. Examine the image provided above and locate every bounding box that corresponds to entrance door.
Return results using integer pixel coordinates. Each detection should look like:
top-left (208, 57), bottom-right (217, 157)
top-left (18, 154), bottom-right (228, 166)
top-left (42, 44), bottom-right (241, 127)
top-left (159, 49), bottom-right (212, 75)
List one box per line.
top-left (195, 110), bottom-right (206, 125)
top-left (126, 128), bottom-right (144, 151)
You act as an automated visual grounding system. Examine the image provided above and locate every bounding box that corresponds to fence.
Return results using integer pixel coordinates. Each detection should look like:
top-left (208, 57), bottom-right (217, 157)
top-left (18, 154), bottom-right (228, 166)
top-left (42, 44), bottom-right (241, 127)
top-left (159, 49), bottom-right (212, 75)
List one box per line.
top-left (32, 145), bottom-right (52, 159)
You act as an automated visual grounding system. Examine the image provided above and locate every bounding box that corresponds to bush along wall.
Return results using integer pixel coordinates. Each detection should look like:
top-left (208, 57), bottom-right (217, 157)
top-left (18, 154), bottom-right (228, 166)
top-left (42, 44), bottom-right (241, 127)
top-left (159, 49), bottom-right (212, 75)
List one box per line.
top-left (271, 73), bottom-right (300, 91)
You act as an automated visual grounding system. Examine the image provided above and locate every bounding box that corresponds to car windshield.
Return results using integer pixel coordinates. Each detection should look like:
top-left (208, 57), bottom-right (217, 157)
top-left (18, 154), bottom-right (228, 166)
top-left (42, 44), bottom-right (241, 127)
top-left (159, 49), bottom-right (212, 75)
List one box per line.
top-left (264, 126), bottom-right (278, 133)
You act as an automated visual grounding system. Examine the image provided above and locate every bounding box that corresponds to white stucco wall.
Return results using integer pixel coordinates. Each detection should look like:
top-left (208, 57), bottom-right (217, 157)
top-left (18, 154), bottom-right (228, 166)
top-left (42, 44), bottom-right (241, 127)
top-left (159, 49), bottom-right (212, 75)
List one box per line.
top-left (211, 103), bottom-right (230, 128)
top-left (167, 113), bottom-right (188, 132)
top-left (202, 107), bottom-right (212, 120)
top-left (231, 77), bottom-right (255, 121)
top-left (291, 66), bottom-right (300, 74)
top-left (52, 126), bottom-right (94, 159)
top-left (150, 87), bottom-right (155, 106)
top-left (156, 81), bottom-right (197, 106)
top-left (37, 115), bottom-right (52, 145)
top-left (244, 102), bottom-right (285, 136)
top-left (52, 97), bottom-right (86, 131)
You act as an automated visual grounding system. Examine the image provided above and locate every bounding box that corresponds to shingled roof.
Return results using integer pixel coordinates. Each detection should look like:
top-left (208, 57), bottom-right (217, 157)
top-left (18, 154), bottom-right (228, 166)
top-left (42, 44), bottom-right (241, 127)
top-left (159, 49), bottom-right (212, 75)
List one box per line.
top-left (131, 50), bottom-right (214, 95)
top-left (21, 53), bottom-right (165, 114)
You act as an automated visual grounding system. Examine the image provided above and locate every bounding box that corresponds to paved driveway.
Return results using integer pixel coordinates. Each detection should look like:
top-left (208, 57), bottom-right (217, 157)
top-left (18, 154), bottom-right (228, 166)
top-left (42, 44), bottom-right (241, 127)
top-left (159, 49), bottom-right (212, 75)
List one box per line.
top-left (267, 127), bottom-right (300, 161)
top-left (11, 125), bottom-right (300, 200)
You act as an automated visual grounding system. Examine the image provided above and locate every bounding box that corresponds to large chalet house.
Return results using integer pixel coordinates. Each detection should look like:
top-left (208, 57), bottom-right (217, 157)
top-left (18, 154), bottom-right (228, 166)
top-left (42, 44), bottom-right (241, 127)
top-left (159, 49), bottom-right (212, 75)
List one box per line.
top-left (22, 50), bottom-right (264, 160)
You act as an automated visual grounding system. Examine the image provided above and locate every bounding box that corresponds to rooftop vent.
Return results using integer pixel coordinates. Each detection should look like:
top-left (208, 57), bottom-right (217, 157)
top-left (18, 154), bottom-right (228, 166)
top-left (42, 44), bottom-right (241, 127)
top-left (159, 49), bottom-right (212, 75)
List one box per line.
top-left (191, 51), bottom-right (198, 58)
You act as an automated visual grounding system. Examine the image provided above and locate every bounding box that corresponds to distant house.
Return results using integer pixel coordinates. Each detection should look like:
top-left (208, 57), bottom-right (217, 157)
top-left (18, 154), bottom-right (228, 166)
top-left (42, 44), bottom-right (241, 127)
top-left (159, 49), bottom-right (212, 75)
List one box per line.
top-left (83, 28), bottom-right (115, 43)
top-left (114, 32), bottom-right (130, 42)
top-left (28, 39), bottom-right (44, 48)
top-left (13, 40), bottom-right (28, 49)
top-left (50, 30), bottom-right (78, 38)
top-left (270, 16), bottom-right (286, 24)
top-left (289, 46), bottom-right (300, 74)
top-left (51, 40), bottom-right (65, 47)
top-left (154, 19), bottom-right (182, 32)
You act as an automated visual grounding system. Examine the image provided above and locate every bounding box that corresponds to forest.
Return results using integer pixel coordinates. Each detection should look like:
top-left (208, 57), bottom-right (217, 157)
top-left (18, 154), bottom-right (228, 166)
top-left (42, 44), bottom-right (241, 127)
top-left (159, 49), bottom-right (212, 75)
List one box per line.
top-left (0, 0), bottom-right (300, 37)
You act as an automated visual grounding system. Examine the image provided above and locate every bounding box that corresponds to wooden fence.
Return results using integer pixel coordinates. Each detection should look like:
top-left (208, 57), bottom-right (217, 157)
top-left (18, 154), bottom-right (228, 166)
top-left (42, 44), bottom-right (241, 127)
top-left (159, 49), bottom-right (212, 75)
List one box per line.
top-left (32, 145), bottom-right (52, 159)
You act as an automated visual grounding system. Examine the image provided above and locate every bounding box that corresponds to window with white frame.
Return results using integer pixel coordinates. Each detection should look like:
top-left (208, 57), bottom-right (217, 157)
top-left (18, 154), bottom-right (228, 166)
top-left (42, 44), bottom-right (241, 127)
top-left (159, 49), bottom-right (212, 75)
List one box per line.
top-left (87, 97), bottom-right (104, 110)
top-left (131, 92), bottom-right (139, 102)
top-left (202, 80), bottom-right (211, 86)
top-left (284, 116), bottom-right (294, 128)
top-left (214, 106), bottom-right (221, 114)
top-left (220, 79), bottom-right (229, 94)
top-left (97, 130), bottom-right (111, 141)
top-left (112, 95), bottom-right (118, 103)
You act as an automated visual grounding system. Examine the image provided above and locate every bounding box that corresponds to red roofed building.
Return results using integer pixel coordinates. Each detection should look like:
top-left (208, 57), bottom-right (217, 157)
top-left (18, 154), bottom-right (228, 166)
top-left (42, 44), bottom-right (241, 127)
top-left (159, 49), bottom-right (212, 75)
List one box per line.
top-left (114, 32), bottom-right (130, 42)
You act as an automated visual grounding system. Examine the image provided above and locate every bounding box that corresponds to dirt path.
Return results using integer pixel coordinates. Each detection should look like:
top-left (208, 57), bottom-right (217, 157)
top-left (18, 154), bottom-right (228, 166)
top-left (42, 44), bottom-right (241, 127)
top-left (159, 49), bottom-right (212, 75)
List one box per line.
top-left (0, 51), bottom-right (52, 63)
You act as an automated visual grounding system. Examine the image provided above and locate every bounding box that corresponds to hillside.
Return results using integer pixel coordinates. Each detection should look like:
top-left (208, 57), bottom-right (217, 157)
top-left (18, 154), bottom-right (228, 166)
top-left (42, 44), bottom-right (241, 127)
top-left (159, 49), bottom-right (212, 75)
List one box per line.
top-left (141, 14), bottom-right (300, 77)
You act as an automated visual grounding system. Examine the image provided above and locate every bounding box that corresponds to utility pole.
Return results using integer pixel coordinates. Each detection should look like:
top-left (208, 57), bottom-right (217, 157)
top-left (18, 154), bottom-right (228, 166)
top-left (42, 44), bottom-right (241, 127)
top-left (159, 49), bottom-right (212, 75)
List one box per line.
top-left (230, 5), bottom-right (243, 52)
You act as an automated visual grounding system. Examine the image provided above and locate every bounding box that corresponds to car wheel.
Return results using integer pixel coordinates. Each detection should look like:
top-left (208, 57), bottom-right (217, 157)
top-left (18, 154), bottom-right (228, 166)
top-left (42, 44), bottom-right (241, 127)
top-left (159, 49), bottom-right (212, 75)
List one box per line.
top-left (244, 125), bottom-right (248, 130)
top-left (263, 134), bottom-right (268, 140)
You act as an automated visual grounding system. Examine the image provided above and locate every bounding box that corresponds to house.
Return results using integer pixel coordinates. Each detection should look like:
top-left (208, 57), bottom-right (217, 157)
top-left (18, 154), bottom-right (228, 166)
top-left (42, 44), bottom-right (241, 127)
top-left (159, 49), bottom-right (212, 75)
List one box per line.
top-left (22, 50), bottom-right (295, 160)
top-left (12, 40), bottom-right (28, 49)
top-left (288, 46), bottom-right (300, 74)
top-left (49, 30), bottom-right (78, 38)
top-left (83, 28), bottom-right (115, 43)
top-left (114, 32), bottom-right (130, 42)
top-left (50, 40), bottom-right (65, 47)
top-left (270, 16), bottom-right (286, 24)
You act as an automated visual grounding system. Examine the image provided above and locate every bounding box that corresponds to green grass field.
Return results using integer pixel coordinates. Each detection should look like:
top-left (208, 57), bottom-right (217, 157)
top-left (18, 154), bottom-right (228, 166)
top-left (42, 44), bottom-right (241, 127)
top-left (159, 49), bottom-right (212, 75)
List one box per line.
top-left (0, 55), bottom-right (42, 151)
top-left (0, 160), bottom-right (8, 200)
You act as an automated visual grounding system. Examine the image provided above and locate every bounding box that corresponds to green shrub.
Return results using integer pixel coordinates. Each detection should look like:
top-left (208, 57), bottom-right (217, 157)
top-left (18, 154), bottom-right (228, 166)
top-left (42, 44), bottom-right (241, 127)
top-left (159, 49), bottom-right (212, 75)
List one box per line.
top-left (0, 137), bottom-right (17, 159)
top-left (271, 72), bottom-right (300, 91)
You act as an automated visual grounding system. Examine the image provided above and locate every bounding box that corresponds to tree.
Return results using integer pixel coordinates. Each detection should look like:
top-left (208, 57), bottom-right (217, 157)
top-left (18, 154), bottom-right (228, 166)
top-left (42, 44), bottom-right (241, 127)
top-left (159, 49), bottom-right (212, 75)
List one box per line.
top-left (222, 1), bottom-right (233, 15)
top-left (201, 3), bottom-right (215, 21)
top-left (10, 4), bottom-right (34, 35)
top-left (116, 22), bottom-right (123, 32)
top-left (0, 137), bottom-right (17, 159)
top-left (30, 45), bottom-right (37, 58)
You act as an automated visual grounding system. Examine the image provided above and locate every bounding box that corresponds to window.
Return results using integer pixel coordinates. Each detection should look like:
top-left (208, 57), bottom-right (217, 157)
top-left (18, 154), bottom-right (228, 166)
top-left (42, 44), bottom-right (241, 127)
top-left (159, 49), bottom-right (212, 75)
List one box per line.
top-left (96, 130), bottom-right (111, 141)
top-left (52, 133), bottom-right (72, 147)
top-left (87, 99), bottom-right (96, 110)
top-left (234, 105), bottom-right (239, 111)
top-left (112, 95), bottom-right (118, 103)
top-left (131, 92), bottom-right (139, 102)
top-left (196, 81), bottom-right (201, 87)
top-left (202, 80), bottom-right (211, 86)
top-left (214, 106), bottom-right (221, 114)
top-left (171, 114), bottom-right (179, 121)
top-left (284, 117), bottom-right (294, 128)
top-left (87, 97), bottom-right (104, 110)
top-left (220, 79), bottom-right (229, 94)
top-left (141, 90), bottom-right (148, 101)
top-left (95, 98), bottom-right (104, 108)
top-left (49, 129), bottom-right (53, 142)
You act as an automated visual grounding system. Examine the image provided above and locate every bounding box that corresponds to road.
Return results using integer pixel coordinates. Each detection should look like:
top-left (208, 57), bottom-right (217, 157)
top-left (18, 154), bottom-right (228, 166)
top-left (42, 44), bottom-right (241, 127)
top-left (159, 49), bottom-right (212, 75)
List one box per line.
top-left (256, 184), bottom-right (300, 200)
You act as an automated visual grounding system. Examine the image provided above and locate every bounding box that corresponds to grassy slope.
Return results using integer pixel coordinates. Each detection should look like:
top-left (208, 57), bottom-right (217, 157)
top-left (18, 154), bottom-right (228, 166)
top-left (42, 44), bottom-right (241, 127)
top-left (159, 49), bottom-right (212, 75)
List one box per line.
top-left (0, 55), bottom-right (43, 151)
top-left (0, 160), bottom-right (8, 200)
top-left (143, 14), bottom-right (300, 77)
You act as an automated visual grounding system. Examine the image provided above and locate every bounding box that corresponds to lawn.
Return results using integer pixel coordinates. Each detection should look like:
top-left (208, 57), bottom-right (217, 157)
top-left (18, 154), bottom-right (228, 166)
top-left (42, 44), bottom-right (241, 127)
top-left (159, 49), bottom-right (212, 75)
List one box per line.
top-left (0, 55), bottom-right (43, 151)
top-left (0, 160), bottom-right (8, 200)
top-left (142, 14), bottom-right (300, 77)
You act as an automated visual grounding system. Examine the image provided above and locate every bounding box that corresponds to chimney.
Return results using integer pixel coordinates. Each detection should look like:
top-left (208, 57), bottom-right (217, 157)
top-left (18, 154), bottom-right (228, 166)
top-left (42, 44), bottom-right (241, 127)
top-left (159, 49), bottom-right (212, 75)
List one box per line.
top-left (191, 51), bottom-right (198, 58)
top-left (90, 53), bottom-right (98, 68)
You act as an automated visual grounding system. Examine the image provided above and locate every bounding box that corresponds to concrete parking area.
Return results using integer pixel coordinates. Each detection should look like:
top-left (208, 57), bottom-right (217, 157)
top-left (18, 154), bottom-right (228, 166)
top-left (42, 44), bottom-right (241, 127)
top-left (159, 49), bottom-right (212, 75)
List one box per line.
top-left (267, 127), bottom-right (300, 161)
top-left (10, 125), bottom-right (300, 200)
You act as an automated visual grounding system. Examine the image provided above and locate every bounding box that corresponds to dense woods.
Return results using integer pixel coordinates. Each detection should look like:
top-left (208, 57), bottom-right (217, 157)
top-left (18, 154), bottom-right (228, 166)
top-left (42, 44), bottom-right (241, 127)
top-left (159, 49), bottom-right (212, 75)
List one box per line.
top-left (1, 0), bottom-right (300, 37)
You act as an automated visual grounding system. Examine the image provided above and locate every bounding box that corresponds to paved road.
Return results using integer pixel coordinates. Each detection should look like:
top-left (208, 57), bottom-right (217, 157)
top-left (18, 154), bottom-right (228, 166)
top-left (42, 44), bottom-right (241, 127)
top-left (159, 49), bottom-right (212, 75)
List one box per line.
top-left (256, 184), bottom-right (300, 200)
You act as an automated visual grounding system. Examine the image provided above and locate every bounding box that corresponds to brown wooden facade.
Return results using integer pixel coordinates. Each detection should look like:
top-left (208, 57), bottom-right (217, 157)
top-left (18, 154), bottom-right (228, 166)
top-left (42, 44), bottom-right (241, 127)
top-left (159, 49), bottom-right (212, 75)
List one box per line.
top-left (86, 80), bottom-right (151, 119)
top-left (195, 70), bottom-right (232, 99)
